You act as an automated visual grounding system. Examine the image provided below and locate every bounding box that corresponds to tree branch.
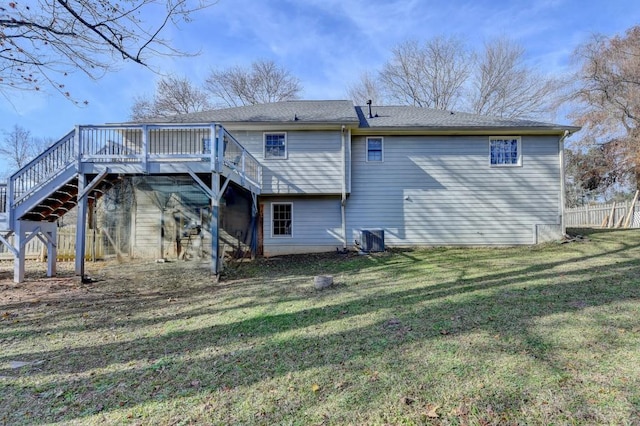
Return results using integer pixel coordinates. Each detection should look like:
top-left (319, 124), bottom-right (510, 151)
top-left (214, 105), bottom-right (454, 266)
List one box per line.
top-left (54, 0), bottom-right (145, 65)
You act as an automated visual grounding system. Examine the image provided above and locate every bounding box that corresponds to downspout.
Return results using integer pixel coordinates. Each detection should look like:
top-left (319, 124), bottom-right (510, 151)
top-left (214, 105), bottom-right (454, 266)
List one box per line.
top-left (559, 130), bottom-right (570, 236)
top-left (341, 125), bottom-right (347, 250)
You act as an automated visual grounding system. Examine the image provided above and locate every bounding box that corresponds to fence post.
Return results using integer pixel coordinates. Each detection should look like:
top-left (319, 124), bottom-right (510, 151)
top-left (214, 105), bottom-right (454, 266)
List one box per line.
top-left (624, 191), bottom-right (639, 228)
top-left (585, 204), bottom-right (589, 226)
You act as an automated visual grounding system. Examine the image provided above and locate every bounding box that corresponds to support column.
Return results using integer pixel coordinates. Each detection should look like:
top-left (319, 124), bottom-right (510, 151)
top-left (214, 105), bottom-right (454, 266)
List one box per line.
top-left (75, 174), bottom-right (87, 278)
top-left (251, 192), bottom-right (258, 259)
top-left (210, 125), bottom-right (225, 279)
top-left (13, 220), bottom-right (24, 283)
top-left (45, 224), bottom-right (57, 277)
top-left (211, 173), bottom-right (220, 277)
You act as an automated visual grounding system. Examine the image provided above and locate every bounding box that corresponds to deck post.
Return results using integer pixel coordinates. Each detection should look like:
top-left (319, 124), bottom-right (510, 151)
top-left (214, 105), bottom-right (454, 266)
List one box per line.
top-left (211, 124), bottom-right (224, 277)
top-left (74, 125), bottom-right (82, 172)
top-left (45, 223), bottom-right (57, 277)
top-left (75, 174), bottom-right (87, 278)
top-left (251, 192), bottom-right (258, 259)
top-left (211, 175), bottom-right (220, 277)
top-left (216, 124), bottom-right (225, 172)
top-left (13, 220), bottom-right (24, 283)
top-left (8, 176), bottom-right (14, 230)
top-left (142, 125), bottom-right (149, 174)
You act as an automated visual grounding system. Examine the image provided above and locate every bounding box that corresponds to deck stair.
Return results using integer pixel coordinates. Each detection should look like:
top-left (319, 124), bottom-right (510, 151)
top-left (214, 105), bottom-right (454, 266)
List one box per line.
top-left (0, 124), bottom-right (261, 282)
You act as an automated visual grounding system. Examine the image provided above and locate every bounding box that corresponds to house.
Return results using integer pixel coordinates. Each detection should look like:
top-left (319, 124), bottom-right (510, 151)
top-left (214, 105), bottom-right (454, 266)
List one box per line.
top-left (148, 100), bottom-right (578, 255)
top-left (0, 100), bottom-right (578, 282)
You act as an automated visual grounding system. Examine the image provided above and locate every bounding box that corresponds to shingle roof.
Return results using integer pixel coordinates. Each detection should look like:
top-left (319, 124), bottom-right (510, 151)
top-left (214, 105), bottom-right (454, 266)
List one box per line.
top-left (142, 100), bottom-right (359, 124)
top-left (355, 105), bottom-right (577, 131)
top-left (132, 100), bottom-right (577, 132)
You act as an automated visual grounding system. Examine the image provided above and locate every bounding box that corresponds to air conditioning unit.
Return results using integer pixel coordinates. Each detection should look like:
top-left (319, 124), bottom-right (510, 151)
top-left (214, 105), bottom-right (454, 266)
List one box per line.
top-left (361, 229), bottom-right (384, 252)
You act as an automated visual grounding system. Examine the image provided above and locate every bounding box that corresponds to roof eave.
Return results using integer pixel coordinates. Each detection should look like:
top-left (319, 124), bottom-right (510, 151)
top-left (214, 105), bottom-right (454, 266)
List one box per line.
top-left (351, 125), bottom-right (581, 136)
top-left (217, 120), bottom-right (360, 131)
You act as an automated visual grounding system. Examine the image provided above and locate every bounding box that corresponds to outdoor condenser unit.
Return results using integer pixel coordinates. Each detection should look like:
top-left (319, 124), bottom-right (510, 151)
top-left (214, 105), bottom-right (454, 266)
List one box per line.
top-left (361, 229), bottom-right (384, 252)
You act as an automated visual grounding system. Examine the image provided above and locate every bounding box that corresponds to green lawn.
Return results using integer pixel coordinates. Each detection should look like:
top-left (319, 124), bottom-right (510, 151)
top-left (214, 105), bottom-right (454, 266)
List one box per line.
top-left (2, 228), bottom-right (640, 425)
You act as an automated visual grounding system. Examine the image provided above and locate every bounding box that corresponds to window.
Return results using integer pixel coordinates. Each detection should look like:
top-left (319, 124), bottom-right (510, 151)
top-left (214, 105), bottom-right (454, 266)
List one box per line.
top-left (490, 137), bottom-right (521, 166)
top-left (272, 203), bottom-right (292, 237)
top-left (264, 132), bottom-right (287, 159)
top-left (367, 137), bottom-right (383, 162)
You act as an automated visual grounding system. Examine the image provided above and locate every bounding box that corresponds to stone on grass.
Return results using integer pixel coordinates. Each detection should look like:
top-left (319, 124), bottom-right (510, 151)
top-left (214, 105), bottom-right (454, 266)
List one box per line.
top-left (314, 275), bottom-right (333, 290)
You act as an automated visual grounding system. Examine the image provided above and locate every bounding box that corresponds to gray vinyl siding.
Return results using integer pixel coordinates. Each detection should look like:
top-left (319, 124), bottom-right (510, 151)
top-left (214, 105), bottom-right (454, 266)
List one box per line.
top-left (346, 135), bottom-right (561, 246)
top-left (133, 188), bottom-right (162, 258)
top-left (227, 130), bottom-right (343, 195)
top-left (262, 197), bottom-right (343, 256)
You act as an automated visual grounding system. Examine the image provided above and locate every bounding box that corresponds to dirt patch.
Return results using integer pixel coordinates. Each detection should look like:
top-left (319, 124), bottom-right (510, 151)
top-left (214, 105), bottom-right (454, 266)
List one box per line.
top-left (0, 261), bottom-right (81, 305)
top-left (0, 259), bottom-right (214, 307)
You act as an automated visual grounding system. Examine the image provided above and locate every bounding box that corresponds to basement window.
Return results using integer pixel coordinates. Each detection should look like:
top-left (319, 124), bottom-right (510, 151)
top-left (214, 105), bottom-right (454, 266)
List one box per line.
top-left (490, 137), bottom-right (521, 166)
top-left (264, 132), bottom-right (287, 159)
top-left (272, 203), bottom-right (292, 237)
top-left (366, 137), bottom-right (383, 162)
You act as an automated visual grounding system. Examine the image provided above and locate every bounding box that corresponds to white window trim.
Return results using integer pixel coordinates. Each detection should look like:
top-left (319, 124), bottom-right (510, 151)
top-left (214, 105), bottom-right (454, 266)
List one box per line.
top-left (366, 136), bottom-right (384, 163)
top-left (489, 136), bottom-right (522, 167)
top-left (271, 202), bottom-right (293, 238)
top-left (263, 132), bottom-right (288, 160)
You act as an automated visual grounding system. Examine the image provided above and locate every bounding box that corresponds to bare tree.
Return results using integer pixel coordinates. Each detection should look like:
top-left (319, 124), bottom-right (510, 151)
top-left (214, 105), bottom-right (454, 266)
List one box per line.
top-left (568, 25), bottom-right (640, 190)
top-left (204, 59), bottom-right (302, 107)
top-left (1, 125), bottom-right (31, 170)
top-left (346, 71), bottom-right (386, 105)
top-left (1, 0), bottom-right (213, 101)
top-left (0, 125), bottom-right (52, 171)
top-left (469, 38), bottom-right (560, 119)
top-left (130, 75), bottom-right (211, 120)
top-left (379, 37), bottom-right (471, 110)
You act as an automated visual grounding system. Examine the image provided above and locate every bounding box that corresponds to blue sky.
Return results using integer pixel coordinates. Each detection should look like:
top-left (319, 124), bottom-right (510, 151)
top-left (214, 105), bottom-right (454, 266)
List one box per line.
top-left (1, 0), bottom-right (639, 173)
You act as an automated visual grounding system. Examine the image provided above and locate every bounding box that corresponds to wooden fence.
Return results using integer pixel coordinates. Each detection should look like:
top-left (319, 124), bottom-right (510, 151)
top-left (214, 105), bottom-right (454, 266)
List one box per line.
top-left (565, 194), bottom-right (640, 228)
top-left (0, 227), bottom-right (106, 261)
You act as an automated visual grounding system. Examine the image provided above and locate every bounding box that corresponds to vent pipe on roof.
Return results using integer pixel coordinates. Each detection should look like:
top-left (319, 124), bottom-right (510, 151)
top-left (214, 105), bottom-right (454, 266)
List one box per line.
top-left (366, 99), bottom-right (373, 118)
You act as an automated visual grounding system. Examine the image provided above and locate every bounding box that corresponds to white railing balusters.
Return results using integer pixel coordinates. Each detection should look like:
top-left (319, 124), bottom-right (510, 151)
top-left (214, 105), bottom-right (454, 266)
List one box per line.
top-left (8, 124), bottom-right (261, 217)
top-left (10, 130), bottom-right (77, 205)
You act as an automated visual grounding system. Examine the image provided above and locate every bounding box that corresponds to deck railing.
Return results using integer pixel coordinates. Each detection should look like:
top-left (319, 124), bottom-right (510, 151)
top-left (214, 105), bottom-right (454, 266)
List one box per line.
top-left (8, 124), bottom-right (262, 212)
top-left (80, 127), bottom-right (143, 160)
top-left (148, 127), bottom-right (211, 157)
top-left (11, 130), bottom-right (76, 203)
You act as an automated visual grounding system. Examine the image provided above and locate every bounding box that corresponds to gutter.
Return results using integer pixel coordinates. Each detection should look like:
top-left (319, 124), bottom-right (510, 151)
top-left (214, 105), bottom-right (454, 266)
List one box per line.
top-left (341, 125), bottom-right (347, 250)
top-left (350, 126), bottom-right (581, 137)
top-left (559, 129), bottom-right (571, 235)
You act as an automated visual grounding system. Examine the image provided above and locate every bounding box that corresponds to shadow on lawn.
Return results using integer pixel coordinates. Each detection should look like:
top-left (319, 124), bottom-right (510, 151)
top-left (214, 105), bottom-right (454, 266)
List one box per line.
top-left (2, 230), bottom-right (640, 424)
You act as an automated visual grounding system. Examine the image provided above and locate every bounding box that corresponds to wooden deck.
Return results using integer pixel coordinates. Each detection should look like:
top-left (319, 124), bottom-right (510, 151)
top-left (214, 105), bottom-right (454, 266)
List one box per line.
top-left (0, 124), bottom-right (262, 282)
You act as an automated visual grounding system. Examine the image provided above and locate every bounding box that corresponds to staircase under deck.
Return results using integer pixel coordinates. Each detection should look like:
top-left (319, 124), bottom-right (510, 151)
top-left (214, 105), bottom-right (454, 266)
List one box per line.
top-left (0, 124), bottom-right (262, 283)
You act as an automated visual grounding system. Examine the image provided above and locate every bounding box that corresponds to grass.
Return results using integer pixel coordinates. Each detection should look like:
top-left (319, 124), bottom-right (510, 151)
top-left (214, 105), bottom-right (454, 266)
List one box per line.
top-left (1, 228), bottom-right (640, 425)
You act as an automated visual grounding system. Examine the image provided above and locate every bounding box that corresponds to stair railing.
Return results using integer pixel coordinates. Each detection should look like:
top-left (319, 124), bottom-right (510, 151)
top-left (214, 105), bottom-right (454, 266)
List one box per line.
top-left (10, 130), bottom-right (76, 207)
top-left (217, 126), bottom-right (262, 190)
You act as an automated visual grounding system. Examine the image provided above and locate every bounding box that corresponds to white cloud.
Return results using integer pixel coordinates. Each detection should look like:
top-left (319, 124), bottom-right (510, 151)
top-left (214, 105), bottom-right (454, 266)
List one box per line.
top-left (2, 0), bottom-right (640, 144)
